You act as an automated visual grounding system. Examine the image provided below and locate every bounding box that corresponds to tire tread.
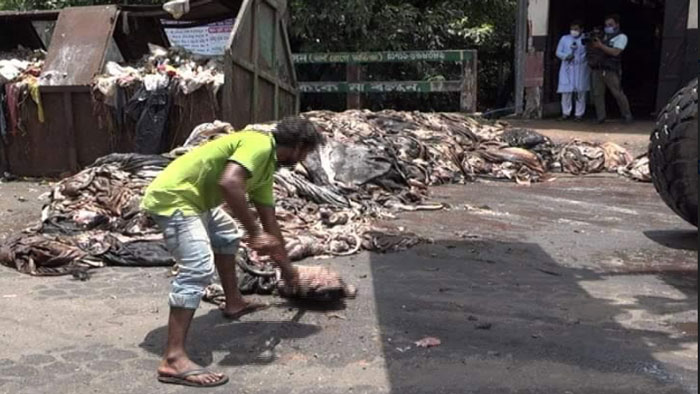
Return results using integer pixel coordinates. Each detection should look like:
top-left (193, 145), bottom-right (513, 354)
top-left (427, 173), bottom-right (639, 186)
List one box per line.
top-left (649, 78), bottom-right (698, 226)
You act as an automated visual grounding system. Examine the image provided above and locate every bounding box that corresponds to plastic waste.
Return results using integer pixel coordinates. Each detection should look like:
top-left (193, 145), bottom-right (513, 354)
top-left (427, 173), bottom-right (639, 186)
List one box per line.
top-left (162, 0), bottom-right (190, 19)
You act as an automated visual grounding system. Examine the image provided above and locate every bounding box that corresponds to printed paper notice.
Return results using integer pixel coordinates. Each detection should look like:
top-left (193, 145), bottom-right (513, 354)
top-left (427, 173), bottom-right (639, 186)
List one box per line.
top-left (162, 18), bottom-right (234, 56)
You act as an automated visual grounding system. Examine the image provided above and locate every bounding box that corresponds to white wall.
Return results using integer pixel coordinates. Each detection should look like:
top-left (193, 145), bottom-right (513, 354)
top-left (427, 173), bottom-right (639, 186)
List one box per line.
top-left (527, 0), bottom-right (696, 31)
top-left (528, 0), bottom-right (550, 36)
top-left (689, 0), bottom-right (698, 29)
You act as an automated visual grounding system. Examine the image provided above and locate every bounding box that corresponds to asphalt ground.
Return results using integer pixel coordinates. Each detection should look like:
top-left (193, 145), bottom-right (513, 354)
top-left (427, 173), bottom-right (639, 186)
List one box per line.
top-left (0, 168), bottom-right (696, 393)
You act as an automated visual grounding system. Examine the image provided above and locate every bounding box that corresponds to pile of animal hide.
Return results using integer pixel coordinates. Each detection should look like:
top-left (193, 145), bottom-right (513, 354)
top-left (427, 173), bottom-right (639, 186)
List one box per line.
top-left (0, 154), bottom-right (174, 275)
top-left (617, 154), bottom-right (651, 182)
top-left (0, 110), bottom-right (647, 279)
top-left (301, 110), bottom-right (644, 185)
top-left (205, 264), bottom-right (358, 304)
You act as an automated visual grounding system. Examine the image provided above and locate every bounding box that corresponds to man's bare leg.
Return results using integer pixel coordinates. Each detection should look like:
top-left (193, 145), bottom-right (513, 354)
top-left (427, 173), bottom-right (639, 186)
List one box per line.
top-left (157, 307), bottom-right (226, 385)
top-left (214, 254), bottom-right (267, 316)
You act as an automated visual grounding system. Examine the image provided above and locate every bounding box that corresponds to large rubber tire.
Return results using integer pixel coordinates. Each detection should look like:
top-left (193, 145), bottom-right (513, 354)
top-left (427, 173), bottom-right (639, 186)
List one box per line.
top-left (649, 78), bottom-right (698, 227)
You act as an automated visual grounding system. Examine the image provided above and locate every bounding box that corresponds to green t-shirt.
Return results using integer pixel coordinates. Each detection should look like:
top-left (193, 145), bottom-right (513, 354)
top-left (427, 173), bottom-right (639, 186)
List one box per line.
top-left (141, 130), bottom-right (277, 217)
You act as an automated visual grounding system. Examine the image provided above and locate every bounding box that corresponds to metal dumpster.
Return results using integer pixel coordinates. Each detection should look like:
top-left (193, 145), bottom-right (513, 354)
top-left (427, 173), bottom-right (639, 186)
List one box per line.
top-left (1, 0), bottom-right (298, 177)
top-left (0, 10), bottom-right (58, 175)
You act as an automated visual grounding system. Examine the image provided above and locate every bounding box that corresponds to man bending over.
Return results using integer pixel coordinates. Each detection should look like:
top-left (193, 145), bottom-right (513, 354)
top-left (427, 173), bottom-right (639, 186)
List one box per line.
top-left (141, 116), bottom-right (324, 387)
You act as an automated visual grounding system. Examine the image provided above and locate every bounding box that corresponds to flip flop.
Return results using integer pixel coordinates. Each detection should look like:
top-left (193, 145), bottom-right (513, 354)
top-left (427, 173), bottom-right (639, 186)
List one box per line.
top-left (220, 302), bottom-right (270, 320)
top-left (157, 368), bottom-right (229, 387)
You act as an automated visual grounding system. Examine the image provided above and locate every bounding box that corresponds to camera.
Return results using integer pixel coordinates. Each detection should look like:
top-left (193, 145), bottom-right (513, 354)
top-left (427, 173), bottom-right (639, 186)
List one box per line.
top-left (581, 27), bottom-right (604, 45)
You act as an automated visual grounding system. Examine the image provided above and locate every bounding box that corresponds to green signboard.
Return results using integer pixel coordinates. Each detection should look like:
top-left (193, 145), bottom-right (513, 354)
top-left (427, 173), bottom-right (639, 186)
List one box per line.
top-left (292, 49), bottom-right (478, 112)
top-left (297, 80), bottom-right (463, 93)
top-left (293, 50), bottom-right (473, 64)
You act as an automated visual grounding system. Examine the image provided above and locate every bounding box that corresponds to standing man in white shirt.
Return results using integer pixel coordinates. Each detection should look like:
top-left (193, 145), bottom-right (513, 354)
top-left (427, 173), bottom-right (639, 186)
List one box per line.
top-left (556, 20), bottom-right (590, 121)
top-left (589, 14), bottom-right (633, 124)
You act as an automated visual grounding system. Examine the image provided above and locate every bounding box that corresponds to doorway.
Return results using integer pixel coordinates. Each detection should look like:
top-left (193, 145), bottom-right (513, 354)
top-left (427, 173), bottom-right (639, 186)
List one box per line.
top-left (545, 0), bottom-right (665, 118)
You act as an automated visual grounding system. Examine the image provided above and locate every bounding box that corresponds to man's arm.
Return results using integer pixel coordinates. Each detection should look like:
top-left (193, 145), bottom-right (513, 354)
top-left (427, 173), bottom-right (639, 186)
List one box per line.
top-left (218, 162), bottom-right (261, 237)
top-left (255, 204), bottom-right (283, 243)
top-left (220, 163), bottom-right (285, 258)
top-left (593, 37), bottom-right (624, 57)
top-left (598, 43), bottom-right (623, 57)
top-left (255, 203), bottom-right (297, 280)
top-left (556, 36), bottom-right (570, 60)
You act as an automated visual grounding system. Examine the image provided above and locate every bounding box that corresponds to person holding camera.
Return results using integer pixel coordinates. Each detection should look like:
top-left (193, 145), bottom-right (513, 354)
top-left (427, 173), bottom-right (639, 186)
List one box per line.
top-left (555, 20), bottom-right (589, 121)
top-left (587, 14), bottom-right (633, 124)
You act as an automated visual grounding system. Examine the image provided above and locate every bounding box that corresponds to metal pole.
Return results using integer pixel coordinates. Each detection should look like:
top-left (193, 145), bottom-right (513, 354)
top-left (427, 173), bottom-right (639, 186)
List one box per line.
top-left (460, 51), bottom-right (478, 113)
top-left (514, 0), bottom-right (527, 115)
top-left (346, 63), bottom-right (362, 109)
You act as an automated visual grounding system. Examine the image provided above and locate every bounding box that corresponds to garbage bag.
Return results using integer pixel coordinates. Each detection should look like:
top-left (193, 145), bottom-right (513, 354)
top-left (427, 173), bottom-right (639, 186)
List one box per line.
top-left (125, 85), bottom-right (172, 154)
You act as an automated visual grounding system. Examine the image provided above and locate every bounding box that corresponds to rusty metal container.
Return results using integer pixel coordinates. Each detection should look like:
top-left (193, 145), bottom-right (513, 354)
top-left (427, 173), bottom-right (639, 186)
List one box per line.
top-left (0, 0), bottom-right (298, 177)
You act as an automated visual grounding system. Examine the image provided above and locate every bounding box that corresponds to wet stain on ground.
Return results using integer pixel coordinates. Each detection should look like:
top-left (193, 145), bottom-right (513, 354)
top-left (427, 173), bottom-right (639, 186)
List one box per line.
top-left (673, 322), bottom-right (698, 337)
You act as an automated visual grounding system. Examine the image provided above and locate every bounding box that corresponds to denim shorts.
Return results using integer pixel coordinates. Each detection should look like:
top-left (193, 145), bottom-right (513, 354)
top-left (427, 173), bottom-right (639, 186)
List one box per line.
top-left (151, 207), bottom-right (241, 309)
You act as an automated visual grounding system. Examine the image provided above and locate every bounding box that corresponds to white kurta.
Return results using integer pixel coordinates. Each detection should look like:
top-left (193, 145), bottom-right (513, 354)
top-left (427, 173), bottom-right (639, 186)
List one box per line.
top-left (556, 34), bottom-right (590, 93)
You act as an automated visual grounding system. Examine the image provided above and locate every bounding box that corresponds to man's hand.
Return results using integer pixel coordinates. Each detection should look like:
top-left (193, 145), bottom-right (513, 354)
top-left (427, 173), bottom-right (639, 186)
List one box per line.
top-left (254, 203), bottom-right (300, 285)
top-left (598, 42), bottom-right (623, 57)
top-left (247, 232), bottom-right (283, 255)
top-left (591, 38), bottom-right (602, 48)
top-left (280, 265), bottom-right (299, 287)
top-left (565, 54), bottom-right (575, 61)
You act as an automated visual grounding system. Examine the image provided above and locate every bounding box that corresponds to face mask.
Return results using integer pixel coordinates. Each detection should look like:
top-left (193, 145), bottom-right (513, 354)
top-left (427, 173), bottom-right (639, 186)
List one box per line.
top-left (604, 26), bottom-right (616, 35)
top-left (277, 159), bottom-right (297, 168)
top-left (570, 30), bottom-right (581, 38)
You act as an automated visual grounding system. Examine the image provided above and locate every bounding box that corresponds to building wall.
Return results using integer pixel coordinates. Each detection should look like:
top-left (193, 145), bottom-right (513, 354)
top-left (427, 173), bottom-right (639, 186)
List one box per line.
top-left (688, 0), bottom-right (697, 29)
top-left (528, 0), bottom-right (549, 51)
top-left (685, 0), bottom-right (698, 84)
top-left (528, 0), bottom-right (549, 36)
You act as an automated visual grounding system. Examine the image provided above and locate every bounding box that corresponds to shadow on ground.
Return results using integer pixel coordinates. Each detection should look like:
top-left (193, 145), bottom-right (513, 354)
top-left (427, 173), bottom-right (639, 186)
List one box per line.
top-left (371, 239), bottom-right (697, 394)
top-left (136, 237), bottom-right (697, 393)
top-left (644, 230), bottom-right (698, 252)
top-left (140, 309), bottom-right (321, 367)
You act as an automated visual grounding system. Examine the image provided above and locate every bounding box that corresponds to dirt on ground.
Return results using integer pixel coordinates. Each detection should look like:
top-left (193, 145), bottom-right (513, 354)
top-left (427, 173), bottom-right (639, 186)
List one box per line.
top-left (0, 180), bottom-right (49, 242)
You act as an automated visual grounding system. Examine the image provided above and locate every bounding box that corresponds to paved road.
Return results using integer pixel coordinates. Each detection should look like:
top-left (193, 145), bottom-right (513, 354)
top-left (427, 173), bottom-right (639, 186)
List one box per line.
top-left (0, 174), bottom-right (696, 393)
